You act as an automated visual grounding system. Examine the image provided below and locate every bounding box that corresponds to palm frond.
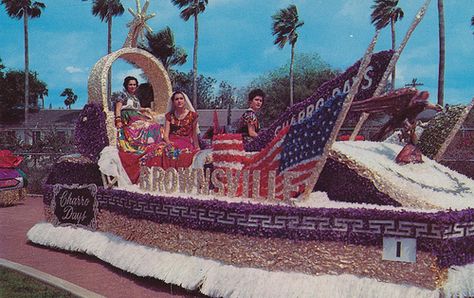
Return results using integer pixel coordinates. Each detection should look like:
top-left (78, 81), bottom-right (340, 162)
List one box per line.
top-left (271, 4), bottom-right (303, 48)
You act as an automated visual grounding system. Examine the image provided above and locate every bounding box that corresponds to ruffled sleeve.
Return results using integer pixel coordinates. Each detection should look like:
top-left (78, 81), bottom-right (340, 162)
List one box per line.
top-left (115, 91), bottom-right (128, 104)
top-left (242, 110), bottom-right (258, 127)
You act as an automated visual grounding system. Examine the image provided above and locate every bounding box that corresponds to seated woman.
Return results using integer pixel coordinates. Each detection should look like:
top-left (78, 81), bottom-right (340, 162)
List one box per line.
top-left (114, 76), bottom-right (162, 183)
top-left (236, 89), bottom-right (265, 145)
top-left (143, 91), bottom-right (200, 169)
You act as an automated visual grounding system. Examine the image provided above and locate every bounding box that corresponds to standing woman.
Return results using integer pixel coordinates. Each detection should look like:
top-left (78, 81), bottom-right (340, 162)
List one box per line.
top-left (237, 88), bottom-right (265, 144)
top-left (114, 76), bottom-right (161, 155)
top-left (163, 91), bottom-right (200, 151)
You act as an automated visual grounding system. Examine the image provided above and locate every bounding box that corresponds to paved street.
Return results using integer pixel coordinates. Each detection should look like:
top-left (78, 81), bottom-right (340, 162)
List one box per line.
top-left (0, 196), bottom-right (202, 297)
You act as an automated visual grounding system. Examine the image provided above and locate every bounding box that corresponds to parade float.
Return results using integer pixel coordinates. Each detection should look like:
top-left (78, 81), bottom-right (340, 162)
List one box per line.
top-left (0, 150), bottom-right (27, 206)
top-left (27, 1), bottom-right (474, 297)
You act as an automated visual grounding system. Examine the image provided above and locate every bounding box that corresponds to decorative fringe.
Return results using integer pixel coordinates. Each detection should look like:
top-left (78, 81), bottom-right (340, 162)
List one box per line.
top-left (444, 263), bottom-right (474, 297)
top-left (28, 223), bottom-right (441, 298)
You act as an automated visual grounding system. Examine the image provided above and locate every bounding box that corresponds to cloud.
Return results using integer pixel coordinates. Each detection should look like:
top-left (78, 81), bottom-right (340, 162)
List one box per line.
top-left (65, 66), bottom-right (83, 73)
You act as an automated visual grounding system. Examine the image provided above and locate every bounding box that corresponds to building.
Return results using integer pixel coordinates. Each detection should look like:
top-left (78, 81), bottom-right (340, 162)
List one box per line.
top-left (0, 109), bottom-right (81, 146)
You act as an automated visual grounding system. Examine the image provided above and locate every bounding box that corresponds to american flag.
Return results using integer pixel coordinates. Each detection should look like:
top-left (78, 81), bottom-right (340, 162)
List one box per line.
top-left (212, 92), bottom-right (347, 200)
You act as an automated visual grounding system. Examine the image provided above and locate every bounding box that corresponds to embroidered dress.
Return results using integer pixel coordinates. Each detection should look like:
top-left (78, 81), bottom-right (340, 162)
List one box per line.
top-left (236, 109), bottom-right (260, 144)
top-left (166, 111), bottom-right (198, 150)
top-left (115, 91), bottom-right (162, 155)
top-left (143, 111), bottom-right (199, 169)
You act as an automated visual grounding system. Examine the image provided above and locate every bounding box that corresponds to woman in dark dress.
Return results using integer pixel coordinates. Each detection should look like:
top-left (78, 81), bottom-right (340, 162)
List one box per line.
top-left (237, 89), bottom-right (265, 144)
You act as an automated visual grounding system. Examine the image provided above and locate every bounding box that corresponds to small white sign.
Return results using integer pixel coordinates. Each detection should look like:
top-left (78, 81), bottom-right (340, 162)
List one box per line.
top-left (382, 237), bottom-right (416, 263)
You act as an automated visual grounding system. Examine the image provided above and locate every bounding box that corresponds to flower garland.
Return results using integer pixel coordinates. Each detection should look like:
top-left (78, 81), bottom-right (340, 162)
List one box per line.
top-left (41, 183), bottom-right (474, 268)
top-left (418, 105), bottom-right (467, 159)
top-left (74, 102), bottom-right (109, 162)
top-left (45, 161), bottom-right (103, 186)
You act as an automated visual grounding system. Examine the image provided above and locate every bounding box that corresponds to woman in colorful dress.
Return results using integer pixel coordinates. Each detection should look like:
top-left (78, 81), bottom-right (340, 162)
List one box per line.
top-left (114, 76), bottom-right (162, 183)
top-left (114, 76), bottom-right (162, 155)
top-left (236, 88), bottom-right (265, 144)
top-left (163, 91), bottom-right (200, 151)
top-left (143, 91), bottom-right (200, 169)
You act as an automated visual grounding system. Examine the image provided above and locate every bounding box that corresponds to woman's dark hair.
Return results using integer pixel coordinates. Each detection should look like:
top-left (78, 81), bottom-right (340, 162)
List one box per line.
top-left (248, 88), bottom-right (265, 102)
top-left (171, 90), bottom-right (185, 101)
top-left (123, 76), bottom-right (138, 89)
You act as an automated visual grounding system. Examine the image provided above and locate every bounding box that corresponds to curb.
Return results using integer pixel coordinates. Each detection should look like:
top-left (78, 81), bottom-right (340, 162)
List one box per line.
top-left (0, 258), bottom-right (105, 298)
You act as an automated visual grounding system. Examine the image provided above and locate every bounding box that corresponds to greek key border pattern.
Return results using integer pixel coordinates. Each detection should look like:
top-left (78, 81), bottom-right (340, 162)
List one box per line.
top-left (97, 193), bottom-right (474, 240)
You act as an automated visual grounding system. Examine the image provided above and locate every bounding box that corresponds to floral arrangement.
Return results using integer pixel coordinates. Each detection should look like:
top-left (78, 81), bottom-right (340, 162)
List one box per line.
top-left (418, 105), bottom-right (467, 159)
top-left (74, 102), bottom-right (109, 162)
top-left (245, 50), bottom-right (394, 152)
top-left (45, 161), bottom-right (103, 186)
top-left (41, 183), bottom-right (474, 268)
top-left (315, 158), bottom-right (401, 206)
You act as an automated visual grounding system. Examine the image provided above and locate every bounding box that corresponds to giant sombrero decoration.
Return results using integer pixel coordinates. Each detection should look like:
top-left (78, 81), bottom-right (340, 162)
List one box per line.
top-left (28, 1), bottom-right (474, 297)
top-left (87, 0), bottom-right (172, 146)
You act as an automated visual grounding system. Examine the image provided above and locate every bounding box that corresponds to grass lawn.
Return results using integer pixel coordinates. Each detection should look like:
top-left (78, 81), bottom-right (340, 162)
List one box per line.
top-left (0, 267), bottom-right (74, 297)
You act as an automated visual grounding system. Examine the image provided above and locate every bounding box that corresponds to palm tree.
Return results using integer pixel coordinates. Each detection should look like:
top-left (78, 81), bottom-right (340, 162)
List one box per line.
top-left (60, 88), bottom-right (78, 109)
top-left (91, 0), bottom-right (124, 101)
top-left (171, 0), bottom-right (208, 109)
top-left (437, 0), bottom-right (445, 106)
top-left (271, 4), bottom-right (304, 106)
top-left (1, 0), bottom-right (45, 124)
top-left (371, 0), bottom-right (404, 90)
top-left (140, 27), bottom-right (188, 71)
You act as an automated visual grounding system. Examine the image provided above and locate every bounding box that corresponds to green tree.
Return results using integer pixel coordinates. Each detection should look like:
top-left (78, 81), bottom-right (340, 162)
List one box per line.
top-left (171, 0), bottom-right (208, 109)
top-left (371, 0), bottom-right (404, 90)
top-left (60, 88), bottom-right (78, 109)
top-left (437, 0), bottom-right (445, 106)
top-left (91, 0), bottom-right (124, 101)
top-left (170, 70), bottom-right (216, 109)
top-left (0, 69), bottom-right (48, 123)
top-left (215, 81), bottom-right (236, 110)
top-left (249, 52), bottom-right (337, 126)
top-left (1, 0), bottom-right (46, 124)
top-left (140, 26), bottom-right (188, 70)
top-left (272, 4), bottom-right (304, 107)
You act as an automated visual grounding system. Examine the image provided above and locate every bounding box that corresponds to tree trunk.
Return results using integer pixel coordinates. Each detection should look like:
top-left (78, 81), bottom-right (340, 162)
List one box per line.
top-left (390, 18), bottom-right (396, 90)
top-left (437, 0), bottom-right (445, 106)
top-left (24, 14), bottom-right (29, 124)
top-left (289, 43), bottom-right (295, 106)
top-left (192, 7), bottom-right (199, 109)
top-left (107, 17), bottom-right (112, 103)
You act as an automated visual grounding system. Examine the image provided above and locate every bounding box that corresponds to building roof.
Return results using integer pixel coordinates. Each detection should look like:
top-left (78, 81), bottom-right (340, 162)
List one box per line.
top-left (0, 110), bottom-right (81, 129)
top-left (197, 109), bottom-right (246, 128)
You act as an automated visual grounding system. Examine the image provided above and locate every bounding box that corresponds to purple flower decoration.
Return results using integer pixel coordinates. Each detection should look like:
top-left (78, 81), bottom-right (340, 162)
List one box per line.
top-left (74, 103), bottom-right (109, 162)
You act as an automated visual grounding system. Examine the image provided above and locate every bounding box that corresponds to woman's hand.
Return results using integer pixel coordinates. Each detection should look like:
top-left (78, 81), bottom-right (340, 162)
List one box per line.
top-left (115, 115), bottom-right (123, 129)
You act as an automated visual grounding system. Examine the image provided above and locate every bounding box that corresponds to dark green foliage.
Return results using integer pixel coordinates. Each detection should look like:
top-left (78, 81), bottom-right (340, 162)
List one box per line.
top-left (247, 53), bottom-right (338, 126)
top-left (171, 0), bottom-right (208, 21)
top-left (370, 0), bottom-right (404, 30)
top-left (140, 27), bottom-right (187, 70)
top-left (170, 70), bottom-right (217, 109)
top-left (271, 4), bottom-right (304, 48)
top-left (60, 88), bottom-right (78, 109)
top-left (91, 0), bottom-right (124, 22)
top-left (0, 67), bottom-right (48, 123)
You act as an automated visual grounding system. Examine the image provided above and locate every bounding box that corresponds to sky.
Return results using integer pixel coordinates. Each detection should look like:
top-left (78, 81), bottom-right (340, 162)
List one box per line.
top-left (0, 0), bottom-right (472, 109)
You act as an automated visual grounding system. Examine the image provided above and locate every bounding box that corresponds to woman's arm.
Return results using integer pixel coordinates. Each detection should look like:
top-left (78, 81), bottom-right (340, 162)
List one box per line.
top-left (163, 119), bottom-right (171, 144)
top-left (247, 124), bottom-right (258, 138)
top-left (192, 120), bottom-right (200, 149)
top-left (115, 101), bottom-right (123, 128)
